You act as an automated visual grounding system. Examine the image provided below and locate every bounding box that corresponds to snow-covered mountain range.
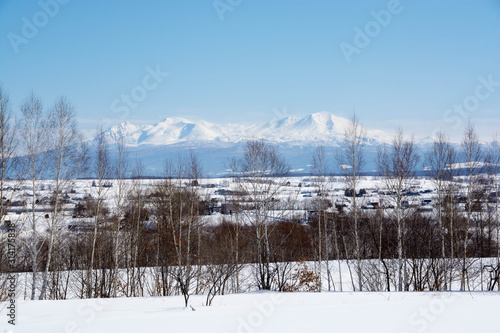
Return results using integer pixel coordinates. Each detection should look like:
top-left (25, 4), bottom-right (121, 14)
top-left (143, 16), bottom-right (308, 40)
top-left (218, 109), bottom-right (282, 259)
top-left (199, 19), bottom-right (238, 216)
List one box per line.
top-left (97, 112), bottom-right (391, 176)
top-left (102, 112), bottom-right (390, 147)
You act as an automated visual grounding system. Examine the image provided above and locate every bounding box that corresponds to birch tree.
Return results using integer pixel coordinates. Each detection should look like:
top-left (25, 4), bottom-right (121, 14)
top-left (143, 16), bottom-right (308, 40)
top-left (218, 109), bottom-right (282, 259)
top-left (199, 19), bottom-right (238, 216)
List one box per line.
top-left (336, 114), bottom-right (366, 291)
top-left (229, 140), bottom-right (289, 290)
top-left (151, 154), bottom-right (203, 306)
top-left (441, 138), bottom-right (458, 288)
top-left (127, 160), bottom-right (146, 296)
top-left (377, 129), bottom-right (419, 291)
top-left (111, 134), bottom-right (128, 297)
top-left (39, 97), bottom-right (87, 300)
top-left (20, 93), bottom-right (53, 300)
top-left (311, 145), bottom-right (329, 291)
top-left (187, 151), bottom-right (204, 295)
top-left (88, 125), bottom-right (112, 298)
top-left (0, 86), bottom-right (17, 221)
top-left (459, 122), bottom-right (482, 291)
top-left (424, 131), bottom-right (455, 290)
top-left (485, 135), bottom-right (500, 290)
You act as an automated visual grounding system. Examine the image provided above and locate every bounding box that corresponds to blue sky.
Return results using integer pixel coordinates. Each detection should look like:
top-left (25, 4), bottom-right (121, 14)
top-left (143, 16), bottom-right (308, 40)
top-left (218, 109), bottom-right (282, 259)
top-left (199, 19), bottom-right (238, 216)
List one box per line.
top-left (1, 0), bottom-right (499, 139)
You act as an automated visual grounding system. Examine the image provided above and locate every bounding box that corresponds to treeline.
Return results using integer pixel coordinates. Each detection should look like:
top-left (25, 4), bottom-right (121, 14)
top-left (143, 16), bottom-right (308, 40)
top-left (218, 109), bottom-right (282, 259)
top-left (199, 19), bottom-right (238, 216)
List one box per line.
top-left (1, 88), bottom-right (500, 304)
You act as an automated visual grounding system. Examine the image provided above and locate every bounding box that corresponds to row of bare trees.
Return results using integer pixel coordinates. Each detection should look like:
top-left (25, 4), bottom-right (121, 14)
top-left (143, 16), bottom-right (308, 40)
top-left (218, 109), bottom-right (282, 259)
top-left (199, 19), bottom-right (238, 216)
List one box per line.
top-left (0, 88), bottom-right (88, 300)
top-left (310, 116), bottom-right (499, 292)
top-left (1, 86), bottom-right (499, 302)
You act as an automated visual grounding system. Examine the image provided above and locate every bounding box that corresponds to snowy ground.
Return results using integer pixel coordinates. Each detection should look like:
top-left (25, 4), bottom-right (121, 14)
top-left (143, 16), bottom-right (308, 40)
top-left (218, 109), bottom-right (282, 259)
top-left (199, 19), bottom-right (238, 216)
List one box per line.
top-left (3, 291), bottom-right (500, 333)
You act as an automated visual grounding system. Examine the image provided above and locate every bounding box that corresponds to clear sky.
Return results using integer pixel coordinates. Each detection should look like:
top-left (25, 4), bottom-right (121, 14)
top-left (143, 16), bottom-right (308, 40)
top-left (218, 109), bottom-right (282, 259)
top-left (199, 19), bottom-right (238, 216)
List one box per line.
top-left (1, 0), bottom-right (499, 139)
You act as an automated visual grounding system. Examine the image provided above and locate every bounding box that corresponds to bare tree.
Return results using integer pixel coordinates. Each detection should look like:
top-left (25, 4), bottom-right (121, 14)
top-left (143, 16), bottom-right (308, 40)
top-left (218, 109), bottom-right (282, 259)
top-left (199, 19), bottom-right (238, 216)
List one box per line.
top-left (39, 97), bottom-right (87, 300)
top-left (226, 176), bottom-right (244, 293)
top-left (202, 220), bottom-right (243, 305)
top-left (442, 138), bottom-right (459, 288)
top-left (377, 129), bottom-right (419, 291)
top-left (485, 134), bottom-right (500, 290)
top-left (20, 93), bottom-right (52, 300)
top-left (186, 151), bottom-right (204, 295)
top-left (126, 160), bottom-right (146, 297)
top-left (111, 133), bottom-right (128, 297)
top-left (424, 131), bottom-right (455, 290)
top-left (229, 140), bottom-right (289, 290)
top-left (460, 122), bottom-right (483, 291)
top-left (311, 144), bottom-right (329, 291)
top-left (88, 125), bottom-right (112, 298)
top-left (151, 154), bottom-right (203, 306)
top-left (487, 134), bottom-right (500, 291)
top-left (0, 86), bottom-right (18, 221)
top-left (336, 114), bottom-right (366, 291)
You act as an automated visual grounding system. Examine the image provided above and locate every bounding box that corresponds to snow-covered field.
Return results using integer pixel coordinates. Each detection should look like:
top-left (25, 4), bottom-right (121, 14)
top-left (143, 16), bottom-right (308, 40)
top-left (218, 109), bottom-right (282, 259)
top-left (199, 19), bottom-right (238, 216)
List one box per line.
top-left (4, 291), bottom-right (499, 333)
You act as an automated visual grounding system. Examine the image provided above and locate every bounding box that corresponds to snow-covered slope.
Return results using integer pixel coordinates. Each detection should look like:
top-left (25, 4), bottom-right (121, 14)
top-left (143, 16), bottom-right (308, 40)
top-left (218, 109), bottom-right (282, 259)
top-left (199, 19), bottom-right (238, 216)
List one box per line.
top-left (10, 291), bottom-right (500, 333)
top-left (251, 112), bottom-right (389, 145)
top-left (100, 112), bottom-right (391, 147)
top-left (102, 117), bottom-right (228, 145)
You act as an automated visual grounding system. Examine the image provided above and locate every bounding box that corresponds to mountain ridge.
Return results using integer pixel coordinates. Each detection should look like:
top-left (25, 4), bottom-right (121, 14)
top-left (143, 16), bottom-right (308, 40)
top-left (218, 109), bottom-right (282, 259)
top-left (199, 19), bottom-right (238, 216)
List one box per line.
top-left (92, 112), bottom-right (399, 175)
top-left (100, 112), bottom-right (391, 147)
